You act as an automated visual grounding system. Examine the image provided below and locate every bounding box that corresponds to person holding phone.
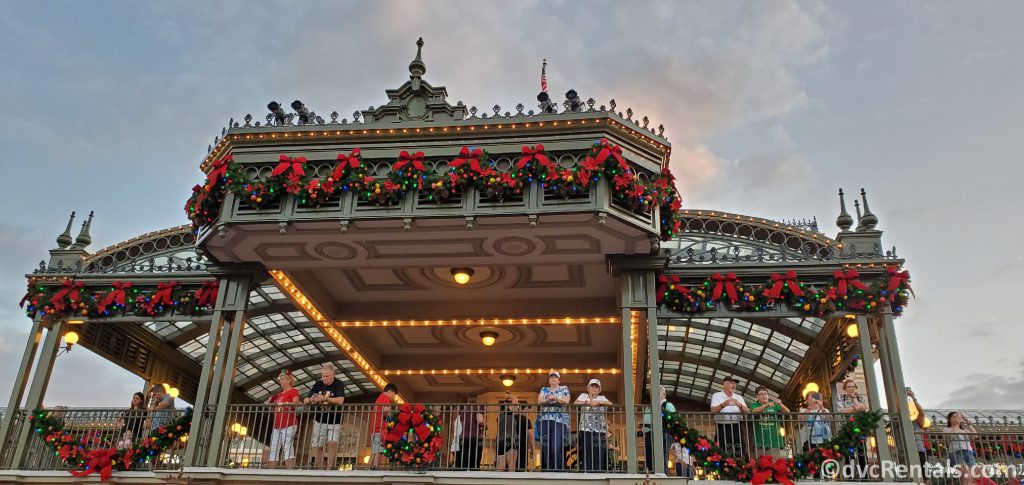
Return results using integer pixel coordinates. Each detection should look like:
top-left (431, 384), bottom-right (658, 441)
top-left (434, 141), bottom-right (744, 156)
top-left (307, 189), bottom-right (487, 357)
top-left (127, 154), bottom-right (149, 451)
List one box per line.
top-left (710, 376), bottom-right (750, 460)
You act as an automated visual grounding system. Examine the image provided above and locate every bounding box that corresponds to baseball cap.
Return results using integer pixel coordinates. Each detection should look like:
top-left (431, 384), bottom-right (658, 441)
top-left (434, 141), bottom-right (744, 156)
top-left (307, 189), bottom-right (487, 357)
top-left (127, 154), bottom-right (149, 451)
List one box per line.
top-left (723, 376), bottom-right (740, 384)
top-left (548, 370), bottom-right (560, 378)
top-left (588, 378), bottom-right (602, 388)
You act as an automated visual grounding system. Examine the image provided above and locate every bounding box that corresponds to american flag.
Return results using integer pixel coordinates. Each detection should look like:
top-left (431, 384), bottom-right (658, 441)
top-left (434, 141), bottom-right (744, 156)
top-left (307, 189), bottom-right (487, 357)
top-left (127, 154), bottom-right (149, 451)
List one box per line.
top-left (541, 58), bottom-right (547, 93)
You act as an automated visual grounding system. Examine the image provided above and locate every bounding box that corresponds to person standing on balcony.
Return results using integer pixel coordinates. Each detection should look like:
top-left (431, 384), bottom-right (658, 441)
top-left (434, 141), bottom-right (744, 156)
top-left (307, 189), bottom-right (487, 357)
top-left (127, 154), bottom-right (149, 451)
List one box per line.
top-left (368, 383), bottom-right (398, 469)
top-left (837, 379), bottom-right (869, 475)
top-left (266, 369), bottom-right (300, 469)
top-left (710, 376), bottom-right (749, 460)
top-left (575, 378), bottom-right (612, 472)
top-left (303, 363), bottom-right (346, 469)
top-left (147, 384), bottom-right (175, 431)
top-left (907, 388), bottom-right (930, 484)
top-left (538, 370), bottom-right (571, 471)
top-left (496, 392), bottom-right (532, 471)
top-left (642, 386), bottom-right (676, 473)
top-left (944, 412), bottom-right (978, 468)
top-left (750, 386), bottom-right (790, 458)
top-left (799, 392), bottom-right (832, 453)
top-left (454, 395), bottom-right (485, 469)
top-left (117, 392), bottom-right (147, 448)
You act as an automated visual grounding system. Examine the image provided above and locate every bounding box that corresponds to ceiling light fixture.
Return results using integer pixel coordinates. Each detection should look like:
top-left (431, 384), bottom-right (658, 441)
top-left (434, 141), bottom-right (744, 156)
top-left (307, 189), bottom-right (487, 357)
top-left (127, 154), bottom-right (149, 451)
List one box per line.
top-left (480, 331), bottom-right (498, 347)
top-left (500, 374), bottom-right (516, 387)
top-left (451, 268), bottom-right (474, 285)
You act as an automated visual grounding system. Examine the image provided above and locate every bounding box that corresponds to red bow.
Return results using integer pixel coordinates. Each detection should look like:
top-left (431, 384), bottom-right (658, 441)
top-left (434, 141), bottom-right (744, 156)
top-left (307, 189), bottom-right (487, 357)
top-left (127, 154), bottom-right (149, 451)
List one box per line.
top-left (764, 271), bottom-right (804, 299)
top-left (143, 281), bottom-right (179, 313)
top-left (394, 151), bottom-right (426, 172)
top-left (271, 155), bottom-right (307, 177)
top-left (656, 275), bottom-right (683, 304)
top-left (331, 149), bottom-right (363, 180)
top-left (195, 280), bottom-right (219, 308)
top-left (751, 456), bottom-right (795, 485)
top-left (206, 154), bottom-right (233, 183)
top-left (97, 282), bottom-right (132, 314)
top-left (49, 280), bottom-right (84, 312)
top-left (711, 273), bottom-right (739, 304)
top-left (449, 147), bottom-right (488, 174)
top-left (590, 138), bottom-right (629, 171)
top-left (386, 403), bottom-right (431, 442)
top-left (69, 447), bottom-right (119, 481)
top-left (516, 144), bottom-right (554, 169)
top-left (886, 266), bottom-right (915, 297)
top-left (833, 269), bottom-right (869, 296)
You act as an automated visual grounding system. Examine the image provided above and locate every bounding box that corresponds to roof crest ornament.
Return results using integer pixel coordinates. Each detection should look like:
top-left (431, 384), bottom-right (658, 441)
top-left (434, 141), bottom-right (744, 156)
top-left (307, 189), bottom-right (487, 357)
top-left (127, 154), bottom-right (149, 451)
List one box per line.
top-left (409, 37), bottom-right (426, 78)
top-left (56, 211), bottom-right (76, 249)
top-left (859, 188), bottom-right (878, 230)
top-left (70, 210), bottom-right (94, 249)
top-left (836, 189), bottom-right (854, 232)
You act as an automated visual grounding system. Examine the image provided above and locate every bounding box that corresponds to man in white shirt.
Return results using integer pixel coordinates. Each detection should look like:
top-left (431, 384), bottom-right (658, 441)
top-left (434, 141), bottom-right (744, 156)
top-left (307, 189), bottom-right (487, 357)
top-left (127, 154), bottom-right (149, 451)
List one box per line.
top-left (709, 376), bottom-right (749, 460)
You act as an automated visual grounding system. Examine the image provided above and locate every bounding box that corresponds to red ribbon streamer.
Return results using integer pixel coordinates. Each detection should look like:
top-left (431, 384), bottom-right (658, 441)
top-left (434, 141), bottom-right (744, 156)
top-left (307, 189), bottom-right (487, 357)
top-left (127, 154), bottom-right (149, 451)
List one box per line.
top-left (751, 456), bottom-right (795, 485)
top-left (49, 280), bottom-right (84, 312)
top-left (271, 155), bottom-right (307, 177)
top-left (97, 282), bottom-right (132, 314)
top-left (833, 269), bottom-right (869, 296)
top-left (711, 273), bottom-right (739, 304)
top-left (449, 147), bottom-right (488, 174)
top-left (206, 154), bottom-right (233, 183)
top-left (331, 149), bottom-right (363, 180)
top-left (68, 447), bottom-right (119, 481)
top-left (386, 403), bottom-right (431, 442)
top-left (195, 280), bottom-right (219, 308)
top-left (516, 144), bottom-right (554, 169)
top-left (886, 266), bottom-right (914, 296)
top-left (394, 151), bottom-right (426, 172)
top-left (764, 271), bottom-right (804, 299)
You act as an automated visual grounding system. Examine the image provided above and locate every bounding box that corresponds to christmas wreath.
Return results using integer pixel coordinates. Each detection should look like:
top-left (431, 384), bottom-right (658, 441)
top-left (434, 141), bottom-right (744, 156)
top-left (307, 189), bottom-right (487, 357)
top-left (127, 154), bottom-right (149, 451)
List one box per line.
top-left (658, 267), bottom-right (913, 317)
top-left (381, 403), bottom-right (444, 468)
top-left (28, 407), bottom-right (193, 481)
top-left (663, 408), bottom-right (883, 483)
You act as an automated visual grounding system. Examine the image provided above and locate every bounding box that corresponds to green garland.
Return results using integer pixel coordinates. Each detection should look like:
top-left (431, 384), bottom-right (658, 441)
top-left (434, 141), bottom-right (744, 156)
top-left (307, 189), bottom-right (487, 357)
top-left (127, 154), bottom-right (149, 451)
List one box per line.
top-left (28, 407), bottom-right (193, 481)
top-left (658, 268), bottom-right (913, 317)
top-left (22, 279), bottom-right (217, 320)
top-left (663, 409), bottom-right (883, 482)
top-left (186, 141), bottom-right (684, 240)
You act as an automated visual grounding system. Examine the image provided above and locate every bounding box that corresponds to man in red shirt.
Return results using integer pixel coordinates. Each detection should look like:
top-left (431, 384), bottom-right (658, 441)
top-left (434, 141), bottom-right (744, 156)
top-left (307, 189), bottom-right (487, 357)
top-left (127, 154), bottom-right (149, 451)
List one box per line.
top-left (369, 383), bottom-right (398, 469)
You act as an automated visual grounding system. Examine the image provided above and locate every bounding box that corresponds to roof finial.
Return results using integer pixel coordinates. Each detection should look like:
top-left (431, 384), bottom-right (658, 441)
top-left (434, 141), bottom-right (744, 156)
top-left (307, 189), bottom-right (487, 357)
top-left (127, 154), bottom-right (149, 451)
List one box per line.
top-left (859, 188), bottom-right (878, 230)
top-left (56, 211), bottom-right (76, 249)
top-left (409, 37), bottom-right (426, 77)
top-left (71, 210), bottom-right (93, 249)
top-left (835, 189), bottom-right (853, 232)
top-left (853, 199), bottom-right (863, 230)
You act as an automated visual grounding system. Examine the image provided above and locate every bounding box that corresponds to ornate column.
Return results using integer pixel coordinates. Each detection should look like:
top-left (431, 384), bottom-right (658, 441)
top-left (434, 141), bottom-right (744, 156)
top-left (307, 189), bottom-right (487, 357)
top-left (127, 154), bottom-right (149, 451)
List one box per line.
top-left (10, 319), bottom-right (65, 467)
top-left (182, 274), bottom-right (238, 466)
top-left (874, 311), bottom-right (920, 473)
top-left (619, 302), bottom-right (639, 473)
top-left (0, 318), bottom-right (45, 468)
top-left (202, 272), bottom-right (255, 467)
top-left (855, 314), bottom-right (891, 464)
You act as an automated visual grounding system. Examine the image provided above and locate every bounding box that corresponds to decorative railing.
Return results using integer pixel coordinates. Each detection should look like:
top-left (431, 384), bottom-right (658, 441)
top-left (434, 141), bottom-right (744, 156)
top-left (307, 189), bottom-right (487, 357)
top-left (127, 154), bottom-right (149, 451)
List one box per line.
top-left (205, 97), bottom-right (668, 156)
top-left (665, 243), bottom-right (901, 266)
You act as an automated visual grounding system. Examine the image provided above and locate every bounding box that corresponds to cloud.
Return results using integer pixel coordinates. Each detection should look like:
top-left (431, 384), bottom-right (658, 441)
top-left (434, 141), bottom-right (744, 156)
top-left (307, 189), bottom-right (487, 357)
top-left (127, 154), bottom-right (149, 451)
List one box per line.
top-left (937, 359), bottom-right (1024, 408)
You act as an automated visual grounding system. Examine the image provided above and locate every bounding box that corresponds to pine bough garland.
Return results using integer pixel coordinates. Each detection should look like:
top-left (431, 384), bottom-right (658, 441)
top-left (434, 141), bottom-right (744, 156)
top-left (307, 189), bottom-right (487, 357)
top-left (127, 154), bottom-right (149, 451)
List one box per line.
top-left (28, 407), bottom-right (193, 481)
top-left (185, 140), bottom-right (684, 240)
top-left (657, 267), bottom-right (913, 316)
top-left (664, 409), bottom-right (883, 484)
top-left (20, 279), bottom-right (218, 319)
